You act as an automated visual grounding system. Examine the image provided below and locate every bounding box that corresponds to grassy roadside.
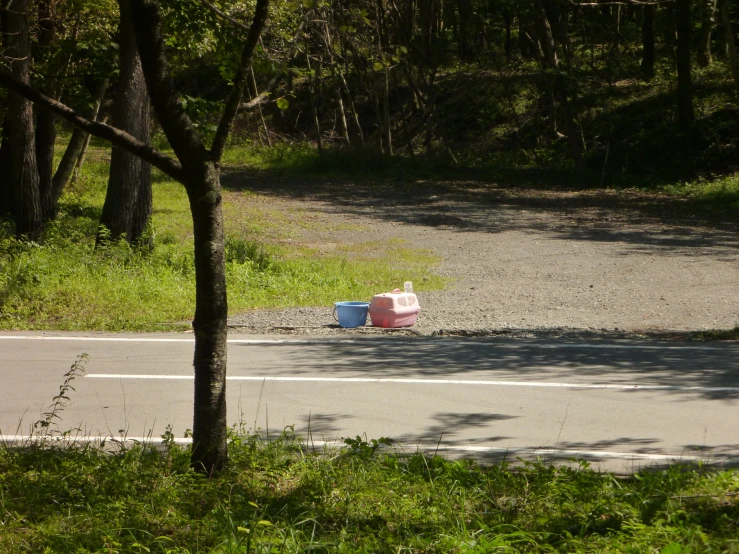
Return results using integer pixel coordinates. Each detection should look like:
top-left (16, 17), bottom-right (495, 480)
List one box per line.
top-left (0, 144), bottom-right (444, 331)
top-left (1, 430), bottom-right (737, 553)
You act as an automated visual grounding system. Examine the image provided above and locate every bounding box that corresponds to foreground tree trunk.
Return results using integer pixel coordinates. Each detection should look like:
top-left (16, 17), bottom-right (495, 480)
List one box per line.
top-left (131, 0), bottom-right (269, 472)
top-left (98, 0), bottom-right (152, 245)
top-left (0, 0), bottom-right (270, 472)
top-left (5, 0), bottom-right (42, 240)
top-left (676, 0), bottom-right (695, 131)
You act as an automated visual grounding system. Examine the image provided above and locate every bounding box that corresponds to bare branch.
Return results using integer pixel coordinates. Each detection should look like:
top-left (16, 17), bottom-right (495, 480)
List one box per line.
top-left (197, 0), bottom-right (249, 31)
top-left (0, 68), bottom-right (186, 181)
top-left (569, 0), bottom-right (671, 6)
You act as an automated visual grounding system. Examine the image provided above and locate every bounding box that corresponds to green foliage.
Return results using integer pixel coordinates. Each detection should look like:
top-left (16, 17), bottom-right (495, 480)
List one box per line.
top-left (0, 433), bottom-right (738, 552)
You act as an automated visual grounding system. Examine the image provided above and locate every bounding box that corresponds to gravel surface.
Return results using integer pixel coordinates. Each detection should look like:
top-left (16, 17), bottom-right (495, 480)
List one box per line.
top-left (226, 178), bottom-right (739, 338)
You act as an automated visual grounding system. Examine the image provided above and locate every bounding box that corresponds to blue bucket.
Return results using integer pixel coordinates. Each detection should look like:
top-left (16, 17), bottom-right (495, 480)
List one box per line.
top-left (333, 301), bottom-right (370, 328)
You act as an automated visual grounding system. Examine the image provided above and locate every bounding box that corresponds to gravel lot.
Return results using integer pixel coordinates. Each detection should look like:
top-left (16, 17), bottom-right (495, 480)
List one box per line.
top-left (227, 178), bottom-right (739, 338)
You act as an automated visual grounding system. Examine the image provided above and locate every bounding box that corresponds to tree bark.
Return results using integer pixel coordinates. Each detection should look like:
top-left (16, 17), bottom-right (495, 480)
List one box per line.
top-left (5, 0), bottom-right (42, 240)
top-left (51, 78), bottom-right (109, 209)
top-left (641, 4), bottom-right (656, 80)
top-left (718, 0), bottom-right (739, 99)
top-left (697, 0), bottom-right (718, 67)
top-left (383, 67), bottom-right (393, 155)
top-left (532, 0), bottom-right (582, 168)
top-left (676, 0), bottom-right (695, 132)
top-left (0, 10), bottom-right (10, 217)
top-left (98, 0), bottom-right (152, 245)
top-left (0, 119), bottom-right (10, 217)
top-left (35, 0), bottom-right (59, 221)
top-left (456, 0), bottom-right (473, 61)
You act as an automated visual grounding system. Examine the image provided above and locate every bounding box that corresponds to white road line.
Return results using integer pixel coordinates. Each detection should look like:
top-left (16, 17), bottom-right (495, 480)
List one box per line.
top-left (1, 335), bottom-right (736, 351)
top-left (85, 373), bottom-right (739, 392)
top-left (0, 435), bottom-right (711, 462)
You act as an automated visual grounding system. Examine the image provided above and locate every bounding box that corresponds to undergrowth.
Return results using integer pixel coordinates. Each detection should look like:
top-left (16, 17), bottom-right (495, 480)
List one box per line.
top-left (0, 429), bottom-right (737, 553)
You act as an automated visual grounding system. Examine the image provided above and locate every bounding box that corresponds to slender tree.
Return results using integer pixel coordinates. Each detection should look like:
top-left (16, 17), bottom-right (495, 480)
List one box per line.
top-left (697, 0), bottom-right (718, 67)
top-left (35, 0), bottom-right (63, 220)
top-left (51, 78), bottom-right (109, 210)
top-left (676, 0), bottom-right (695, 131)
top-left (641, 4), bottom-right (656, 80)
top-left (532, 0), bottom-right (583, 167)
top-left (718, 0), bottom-right (739, 99)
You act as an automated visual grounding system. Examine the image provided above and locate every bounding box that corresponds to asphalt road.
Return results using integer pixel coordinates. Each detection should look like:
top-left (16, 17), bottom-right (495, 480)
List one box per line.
top-left (2, 331), bottom-right (738, 472)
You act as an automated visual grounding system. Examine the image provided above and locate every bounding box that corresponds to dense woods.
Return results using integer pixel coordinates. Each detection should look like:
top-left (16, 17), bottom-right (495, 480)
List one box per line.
top-left (1, 0), bottom-right (738, 470)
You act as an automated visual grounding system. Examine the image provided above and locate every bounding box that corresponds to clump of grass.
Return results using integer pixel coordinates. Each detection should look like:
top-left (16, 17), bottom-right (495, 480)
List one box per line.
top-left (660, 174), bottom-right (739, 211)
top-left (0, 429), bottom-right (737, 553)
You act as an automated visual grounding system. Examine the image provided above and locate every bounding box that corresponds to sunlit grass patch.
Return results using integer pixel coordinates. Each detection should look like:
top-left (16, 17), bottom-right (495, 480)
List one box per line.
top-left (660, 175), bottom-right (739, 211)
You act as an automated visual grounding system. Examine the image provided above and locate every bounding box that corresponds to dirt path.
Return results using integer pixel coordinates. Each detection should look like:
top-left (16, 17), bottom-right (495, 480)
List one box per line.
top-left (225, 175), bottom-right (739, 336)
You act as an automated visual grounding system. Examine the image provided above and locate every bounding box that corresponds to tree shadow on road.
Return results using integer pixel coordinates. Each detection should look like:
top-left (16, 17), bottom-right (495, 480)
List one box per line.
top-left (229, 338), bottom-right (739, 401)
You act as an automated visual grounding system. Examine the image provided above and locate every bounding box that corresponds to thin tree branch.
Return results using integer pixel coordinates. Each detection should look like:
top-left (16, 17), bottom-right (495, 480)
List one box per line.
top-left (0, 68), bottom-right (185, 181)
top-left (237, 10), bottom-right (311, 113)
top-left (570, 1), bottom-right (671, 5)
top-left (211, 0), bottom-right (270, 162)
top-left (196, 0), bottom-right (249, 31)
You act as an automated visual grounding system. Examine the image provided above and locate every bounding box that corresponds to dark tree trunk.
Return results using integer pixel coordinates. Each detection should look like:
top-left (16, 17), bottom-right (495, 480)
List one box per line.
top-left (0, 8), bottom-right (8, 216)
top-left (35, 110), bottom-right (56, 220)
top-left (98, 0), bottom-right (152, 245)
top-left (518, 12), bottom-right (537, 59)
top-left (0, 119), bottom-right (10, 217)
top-left (697, 0), bottom-right (718, 67)
top-left (676, 0), bottom-right (695, 131)
top-left (457, 0), bottom-right (473, 61)
top-left (504, 10), bottom-right (512, 61)
top-left (718, 0), bottom-right (739, 99)
top-left (5, 0), bottom-right (41, 240)
top-left (51, 78), bottom-right (109, 210)
top-left (35, 0), bottom-right (59, 220)
top-left (641, 4), bottom-right (656, 80)
top-left (532, 0), bottom-right (583, 168)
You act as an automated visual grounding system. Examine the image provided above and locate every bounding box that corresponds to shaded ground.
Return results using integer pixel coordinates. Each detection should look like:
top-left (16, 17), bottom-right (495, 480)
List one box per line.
top-left (223, 171), bottom-right (739, 336)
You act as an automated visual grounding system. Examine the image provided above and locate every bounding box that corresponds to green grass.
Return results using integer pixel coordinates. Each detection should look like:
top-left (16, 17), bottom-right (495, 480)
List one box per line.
top-left (659, 174), bottom-right (739, 212)
top-left (0, 146), bottom-right (444, 331)
top-left (1, 430), bottom-right (738, 553)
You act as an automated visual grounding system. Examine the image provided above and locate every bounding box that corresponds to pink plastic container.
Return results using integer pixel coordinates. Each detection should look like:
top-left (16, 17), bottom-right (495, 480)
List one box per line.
top-left (368, 289), bottom-right (420, 328)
